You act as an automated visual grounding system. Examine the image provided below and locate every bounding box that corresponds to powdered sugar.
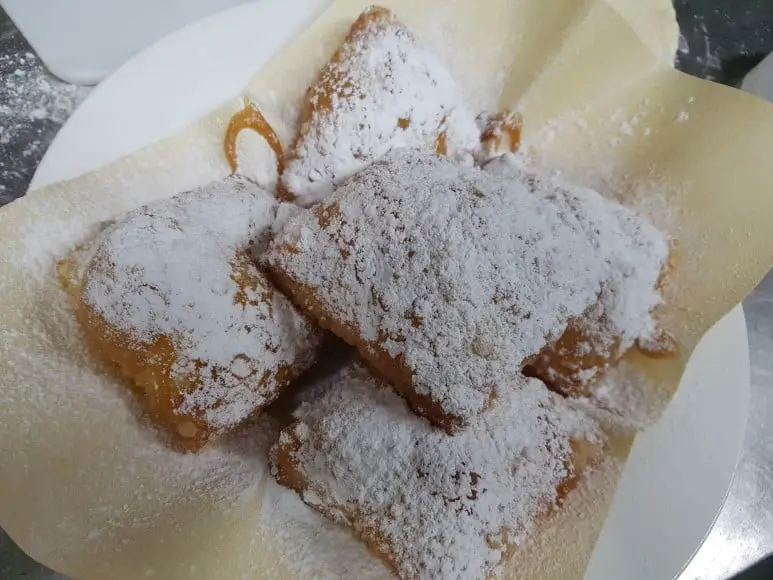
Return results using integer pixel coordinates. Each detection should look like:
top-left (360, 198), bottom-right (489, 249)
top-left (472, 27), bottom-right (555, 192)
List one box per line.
top-left (0, 162), bottom-right (370, 576)
top-left (0, 5), bottom-right (682, 576)
top-left (266, 149), bottom-right (668, 424)
top-left (233, 128), bottom-right (280, 193)
top-left (280, 6), bottom-right (480, 206)
top-left (81, 176), bottom-right (322, 429)
top-left (572, 361), bottom-right (665, 429)
top-left (273, 362), bottom-right (600, 580)
top-left (258, 477), bottom-right (393, 580)
top-left (0, 190), bottom-right (372, 576)
top-left (484, 154), bottom-right (669, 353)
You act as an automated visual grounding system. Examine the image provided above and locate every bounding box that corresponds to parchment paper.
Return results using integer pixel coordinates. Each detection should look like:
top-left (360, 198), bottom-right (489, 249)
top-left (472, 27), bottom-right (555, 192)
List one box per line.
top-left (2, 0), bottom-right (773, 578)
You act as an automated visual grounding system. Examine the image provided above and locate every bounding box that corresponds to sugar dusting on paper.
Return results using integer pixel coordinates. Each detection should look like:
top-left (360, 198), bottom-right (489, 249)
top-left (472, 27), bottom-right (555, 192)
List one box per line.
top-left (0, 3), bottom-right (687, 578)
top-left (0, 94), bottom-right (405, 578)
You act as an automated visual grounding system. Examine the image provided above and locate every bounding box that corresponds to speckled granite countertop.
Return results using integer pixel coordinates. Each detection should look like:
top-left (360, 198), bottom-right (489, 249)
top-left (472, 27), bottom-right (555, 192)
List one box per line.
top-left (1, 2), bottom-right (772, 579)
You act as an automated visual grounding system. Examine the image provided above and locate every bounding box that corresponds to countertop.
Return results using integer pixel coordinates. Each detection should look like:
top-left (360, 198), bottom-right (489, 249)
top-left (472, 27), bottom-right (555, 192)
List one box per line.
top-left (1, 1), bottom-right (772, 579)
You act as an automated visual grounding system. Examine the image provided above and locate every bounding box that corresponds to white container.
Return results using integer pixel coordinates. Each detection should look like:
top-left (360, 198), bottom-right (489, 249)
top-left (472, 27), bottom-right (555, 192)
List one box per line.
top-left (1, 0), bottom-right (257, 85)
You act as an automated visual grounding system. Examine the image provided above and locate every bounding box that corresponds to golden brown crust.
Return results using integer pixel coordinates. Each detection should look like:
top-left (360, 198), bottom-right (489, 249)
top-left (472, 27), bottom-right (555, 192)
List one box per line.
top-left (279, 6), bottom-right (480, 205)
top-left (524, 314), bottom-right (623, 398)
top-left (527, 250), bottom-right (679, 398)
top-left (266, 264), bottom-right (467, 432)
top-left (279, 7), bottom-right (397, 203)
top-left (479, 110), bottom-right (522, 158)
top-left (58, 243), bottom-right (319, 453)
top-left (223, 98), bottom-right (284, 176)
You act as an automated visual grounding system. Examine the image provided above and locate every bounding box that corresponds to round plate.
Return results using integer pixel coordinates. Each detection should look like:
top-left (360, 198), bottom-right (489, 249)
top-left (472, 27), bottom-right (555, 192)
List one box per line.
top-left (29, 2), bottom-right (749, 579)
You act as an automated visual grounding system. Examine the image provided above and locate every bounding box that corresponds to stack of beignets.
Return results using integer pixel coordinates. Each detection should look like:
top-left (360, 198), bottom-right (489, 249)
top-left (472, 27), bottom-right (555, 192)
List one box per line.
top-left (263, 151), bottom-right (669, 578)
top-left (60, 5), bottom-right (674, 578)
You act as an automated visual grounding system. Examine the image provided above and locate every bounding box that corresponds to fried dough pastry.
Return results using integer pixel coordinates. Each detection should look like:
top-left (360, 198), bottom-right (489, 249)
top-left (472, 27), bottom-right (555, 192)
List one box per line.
top-left (483, 154), bottom-right (674, 396)
top-left (279, 5), bottom-right (480, 206)
top-left (264, 150), bottom-right (669, 430)
top-left (477, 110), bottom-right (523, 160)
top-left (271, 362), bottom-right (603, 580)
top-left (58, 176), bottom-right (323, 451)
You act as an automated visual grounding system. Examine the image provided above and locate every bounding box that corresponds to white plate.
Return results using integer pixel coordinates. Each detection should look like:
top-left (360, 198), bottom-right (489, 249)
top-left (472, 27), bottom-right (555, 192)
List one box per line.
top-left (29, 2), bottom-right (749, 579)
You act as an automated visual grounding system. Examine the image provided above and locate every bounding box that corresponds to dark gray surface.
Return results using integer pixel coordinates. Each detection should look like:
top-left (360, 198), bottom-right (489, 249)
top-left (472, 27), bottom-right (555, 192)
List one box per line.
top-left (0, 12), bottom-right (89, 206)
top-left (675, 0), bottom-right (773, 83)
top-left (0, 2), bottom-right (772, 579)
top-left (0, 531), bottom-right (62, 579)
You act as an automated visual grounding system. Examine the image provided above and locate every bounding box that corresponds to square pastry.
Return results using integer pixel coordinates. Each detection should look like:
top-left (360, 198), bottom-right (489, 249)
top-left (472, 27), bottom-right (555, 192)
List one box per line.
top-left (265, 150), bottom-right (668, 428)
top-left (272, 362), bottom-right (602, 580)
top-left (279, 6), bottom-right (480, 206)
top-left (59, 176), bottom-right (323, 451)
